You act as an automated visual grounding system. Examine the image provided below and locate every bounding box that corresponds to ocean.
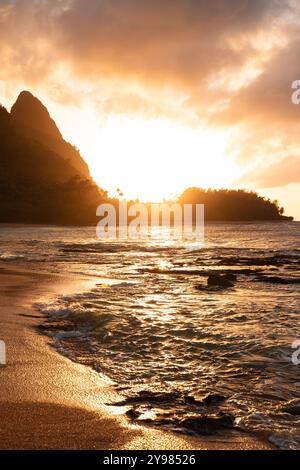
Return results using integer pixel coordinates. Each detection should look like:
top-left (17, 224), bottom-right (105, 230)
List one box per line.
top-left (0, 222), bottom-right (299, 449)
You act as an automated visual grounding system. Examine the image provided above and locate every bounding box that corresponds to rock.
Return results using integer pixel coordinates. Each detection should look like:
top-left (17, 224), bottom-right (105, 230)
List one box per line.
top-left (11, 90), bottom-right (62, 140)
top-left (207, 274), bottom-right (234, 288)
top-left (112, 390), bottom-right (181, 406)
top-left (125, 408), bottom-right (140, 420)
top-left (180, 414), bottom-right (234, 435)
top-left (137, 390), bottom-right (180, 404)
top-left (203, 394), bottom-right (228, 406)
top-left (283, 406), bottom-right (300, 416)
top-left (184, 395), bottom-right (204, 406)
top-left (280, 400), bottom-right (300, 416)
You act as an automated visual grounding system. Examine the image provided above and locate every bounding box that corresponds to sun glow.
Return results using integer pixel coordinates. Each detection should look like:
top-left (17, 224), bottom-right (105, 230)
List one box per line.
top-left (60, 111), bottom-right (241, 202)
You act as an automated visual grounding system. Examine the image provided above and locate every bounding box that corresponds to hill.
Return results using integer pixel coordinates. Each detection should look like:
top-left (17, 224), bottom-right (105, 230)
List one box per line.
top-left (179, 187), bottom-right (293, 221)
top-left (0, 92), bottom-right (107, 225)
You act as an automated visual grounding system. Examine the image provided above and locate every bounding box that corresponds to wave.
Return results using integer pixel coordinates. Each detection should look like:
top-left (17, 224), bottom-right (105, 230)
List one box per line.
top-left (2, 223), bottom-right (298, 448)
top-left (0, 252), bottom-right (25, 261)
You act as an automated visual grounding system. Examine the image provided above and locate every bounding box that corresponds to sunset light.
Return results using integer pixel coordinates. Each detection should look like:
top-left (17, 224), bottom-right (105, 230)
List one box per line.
top-left (0, 0), bottom-right (299, 458)
top-left (74, 117), bottom-right (239, 201)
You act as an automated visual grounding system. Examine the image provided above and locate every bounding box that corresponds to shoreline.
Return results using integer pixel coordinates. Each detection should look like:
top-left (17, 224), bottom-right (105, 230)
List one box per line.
top-left (0, 262), bottom-right (273, 450)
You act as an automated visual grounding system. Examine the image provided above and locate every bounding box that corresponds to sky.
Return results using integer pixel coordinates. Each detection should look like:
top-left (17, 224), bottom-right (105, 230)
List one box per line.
top-left (0, 0), bottom-right (299, 219)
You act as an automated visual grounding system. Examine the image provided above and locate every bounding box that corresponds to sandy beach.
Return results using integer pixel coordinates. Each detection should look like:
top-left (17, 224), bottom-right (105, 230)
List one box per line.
top-left (0, 262), bottom-right (274, 450)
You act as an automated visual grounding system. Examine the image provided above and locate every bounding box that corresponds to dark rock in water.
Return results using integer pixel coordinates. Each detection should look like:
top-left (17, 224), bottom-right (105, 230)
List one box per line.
top-left (112, 390), bottom-right (181, 407)
top-left (203, 394), bottom-right (227, 406)
top-left (137, 390), bottom-right (180, 404)
top-left (207, 274), bottom-right (234, 288)
top-left (280, 400), bottom-right (300, 416)
top-left (180, 414), bottom-right (234, 435)
top-left (283, 406), bottom-right (300, 416)
top-left (184, 395), bottom-right (204, 406)
top-left (207, 274), bottom-right (222, 286)
top-left (185, 393), bottom-right (227, 407)
top-left (125, 408), bottom-right (140, 420)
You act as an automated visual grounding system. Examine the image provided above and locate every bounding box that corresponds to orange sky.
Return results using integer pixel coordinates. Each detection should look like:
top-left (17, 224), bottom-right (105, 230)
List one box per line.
top-left (0, 0), bottom-right (299, 219)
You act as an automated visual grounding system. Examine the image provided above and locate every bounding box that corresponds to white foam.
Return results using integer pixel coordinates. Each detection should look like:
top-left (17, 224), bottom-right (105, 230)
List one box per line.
top-left (0, 252), bottom-right (24, 261)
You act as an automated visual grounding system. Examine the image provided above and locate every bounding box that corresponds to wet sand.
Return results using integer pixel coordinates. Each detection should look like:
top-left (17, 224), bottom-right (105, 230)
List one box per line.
top-left (0, 263), bottom-right (273, 450)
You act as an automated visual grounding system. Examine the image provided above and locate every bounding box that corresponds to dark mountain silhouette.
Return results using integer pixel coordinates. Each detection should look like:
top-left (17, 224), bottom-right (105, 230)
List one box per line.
top-left (10, 91), bottom-right (90, 178)
top-left (179, 187), bottom-right (293, 221)
top-left (11, 91), bottom-right (63, 140)
top-left (0, 92), bottom-right (107, 225)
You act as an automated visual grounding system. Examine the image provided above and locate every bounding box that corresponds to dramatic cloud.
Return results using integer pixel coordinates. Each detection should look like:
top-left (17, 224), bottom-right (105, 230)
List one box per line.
top-left (0, 0), bottom-right (299, 215)
top-left (0, 1), bottom-right (293, 98)
top-left (55, 0), bottom-right (285, 84)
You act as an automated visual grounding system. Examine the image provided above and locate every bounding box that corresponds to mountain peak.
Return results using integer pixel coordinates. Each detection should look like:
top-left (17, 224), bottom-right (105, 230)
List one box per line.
top-left (17, 90), bottom-right (35, 100)
top-left (11, 90), bottom-right (62, 140)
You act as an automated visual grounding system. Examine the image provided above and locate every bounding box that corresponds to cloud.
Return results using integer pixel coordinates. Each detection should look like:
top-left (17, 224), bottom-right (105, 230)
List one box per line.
top-left (0, 1), bottom-right (291, 89)
top-left (0, 0), bottom-right (63, 85)
top-left (209, 4), bottom-right (300, 165)
top-left (1, 0), bottom-right (300, 194)
top-left (215, 37), bottom-right (300, 127)
top-left (238, 156), bottom-right (300, 187)
top-left (52, 0), bottom-right (292, 95)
